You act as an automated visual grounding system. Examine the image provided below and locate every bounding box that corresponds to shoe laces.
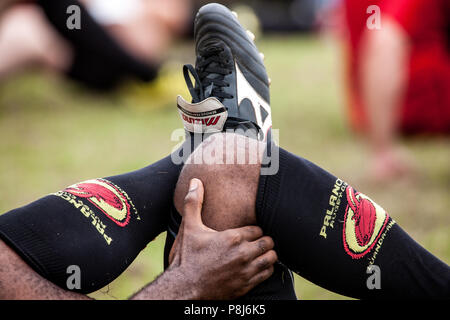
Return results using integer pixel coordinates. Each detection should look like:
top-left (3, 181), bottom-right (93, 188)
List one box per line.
top-left (183, 45), bottom-right (233, 103)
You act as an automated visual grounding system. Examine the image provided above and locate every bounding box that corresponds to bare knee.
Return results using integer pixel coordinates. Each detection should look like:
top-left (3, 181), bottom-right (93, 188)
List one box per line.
top-left (174, 133), bottom-right (265, 231)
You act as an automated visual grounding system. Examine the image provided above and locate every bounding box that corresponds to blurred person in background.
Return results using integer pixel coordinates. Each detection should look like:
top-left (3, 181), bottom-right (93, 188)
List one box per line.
top-left (0, 0), bottom-right (326, 91)
top-left (0, 0), bottom-right (192, 90)
top-left (341, 0), bottom-right (450, 182)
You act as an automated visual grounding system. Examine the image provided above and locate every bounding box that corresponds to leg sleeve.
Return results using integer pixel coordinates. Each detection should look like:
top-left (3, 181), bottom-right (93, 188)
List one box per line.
top-left (0, 155), bottom-right (181, 294)
top-left (256, 146), bottom-right (450, 299)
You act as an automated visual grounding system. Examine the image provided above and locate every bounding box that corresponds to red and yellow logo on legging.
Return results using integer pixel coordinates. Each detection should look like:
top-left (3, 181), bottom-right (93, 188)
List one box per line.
top-left (64, 179), bottom-right (133, 227)
top-left (343, 187), bottom-right (389, 259)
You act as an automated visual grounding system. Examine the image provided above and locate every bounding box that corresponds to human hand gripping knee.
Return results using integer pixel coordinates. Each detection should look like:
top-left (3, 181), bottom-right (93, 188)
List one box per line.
top-left (167, 178), bottom-right (278, 300)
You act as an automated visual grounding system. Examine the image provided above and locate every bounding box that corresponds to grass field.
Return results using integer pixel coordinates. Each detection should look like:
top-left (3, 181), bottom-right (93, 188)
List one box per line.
top-left (0, 34), bottom-right (449, 300)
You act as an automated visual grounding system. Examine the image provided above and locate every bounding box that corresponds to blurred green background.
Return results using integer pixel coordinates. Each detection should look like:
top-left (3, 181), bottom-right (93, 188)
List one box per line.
top-left (0, 34), bottom-right (449, 300)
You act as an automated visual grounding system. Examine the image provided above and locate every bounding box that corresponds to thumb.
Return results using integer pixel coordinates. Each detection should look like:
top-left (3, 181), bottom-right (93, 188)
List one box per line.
top-left (183, 178), bottom-right (205, 229)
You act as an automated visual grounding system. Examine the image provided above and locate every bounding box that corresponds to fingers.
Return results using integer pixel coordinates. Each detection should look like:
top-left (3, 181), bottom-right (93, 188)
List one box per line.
top-left (168, 219), bottom-right (185, 266)
top-left (230, 225), bottom-right (263, 242)
top-left (182, 178), bottom-right (205, 229)
top-left (247, 265), bottom-right (275, 290)
top-left (253, 236), bottom-right (275, 256)
top-left (221, 229), bottom-right (274, 263)
top-left (245, 236), bottom-right (275, 261)
top-left (249, 249), bottom-right (278, 273)
top-left (245, 250), bottom-right (278, 289)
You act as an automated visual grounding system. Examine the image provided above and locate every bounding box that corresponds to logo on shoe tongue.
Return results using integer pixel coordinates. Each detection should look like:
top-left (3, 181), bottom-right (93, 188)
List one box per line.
top-left (177, 95), bottom-right (228, 133)
top-left (343, 187), bottom-right (389, 259)
top-left (64, 179), bottom-right (132, 227)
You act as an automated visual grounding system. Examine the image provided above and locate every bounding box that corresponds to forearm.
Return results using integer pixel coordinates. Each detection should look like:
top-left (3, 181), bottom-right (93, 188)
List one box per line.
top-left (130, 267), bottom-right (199, 300)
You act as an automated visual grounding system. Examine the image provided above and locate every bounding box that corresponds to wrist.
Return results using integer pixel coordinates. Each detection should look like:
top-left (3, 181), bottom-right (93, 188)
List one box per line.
top-left (163, 266), bottom-right (202, 300)
top-left (131, 265), bottom-right (201, 300)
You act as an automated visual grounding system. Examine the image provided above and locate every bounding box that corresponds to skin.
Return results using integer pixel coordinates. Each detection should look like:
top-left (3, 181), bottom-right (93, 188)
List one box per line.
top-left (171, 133), bottom-right (265, 254)
top-left (0, 4), bottom-right (73, 79)
top-left (0, 175), bottom-right (276, 300)
top-left (359, 17), bottom-right (415, 181)
top-left (173, 133), bottom-right (265, 232)
top-left (0, 0), bottom-right (25, 17)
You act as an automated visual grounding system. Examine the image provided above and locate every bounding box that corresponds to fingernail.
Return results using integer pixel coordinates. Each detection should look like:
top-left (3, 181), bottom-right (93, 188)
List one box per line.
top-left (189, 179), bottom-right (198, 192)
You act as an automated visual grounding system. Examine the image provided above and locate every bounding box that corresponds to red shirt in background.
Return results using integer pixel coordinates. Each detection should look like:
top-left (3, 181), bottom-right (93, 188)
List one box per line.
top-left (342, 0), bottom-right (450, 134)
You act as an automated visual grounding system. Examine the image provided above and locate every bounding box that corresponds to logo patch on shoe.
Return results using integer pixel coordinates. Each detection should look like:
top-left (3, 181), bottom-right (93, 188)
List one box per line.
top-left (235, 62), bottom-right (272, 138)
top-left (343, 187), bottom-right (390, 259)
top-left (64, 179), bottom-right (134, 227)
top-left (177, 95), bottom-right (228, 133)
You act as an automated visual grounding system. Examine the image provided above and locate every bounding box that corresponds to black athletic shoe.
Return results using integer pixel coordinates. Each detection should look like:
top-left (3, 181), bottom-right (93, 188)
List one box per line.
top-left (177, 3), bottom-right (272, 141)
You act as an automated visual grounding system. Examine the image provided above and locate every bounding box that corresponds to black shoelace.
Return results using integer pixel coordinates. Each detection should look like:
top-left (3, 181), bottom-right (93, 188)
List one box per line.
top-left (182, 45), bottom-right (263, 137)
top-left (183, 46), bottom-right (233, 103)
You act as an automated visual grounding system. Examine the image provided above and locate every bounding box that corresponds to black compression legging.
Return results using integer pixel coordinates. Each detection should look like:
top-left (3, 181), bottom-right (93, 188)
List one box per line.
top-left (255, 146), bottom-right (450, 299)
top-left (0, 154), bottom-right (181, 293)
top-left (2, 140), bottom-right (447, 298)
